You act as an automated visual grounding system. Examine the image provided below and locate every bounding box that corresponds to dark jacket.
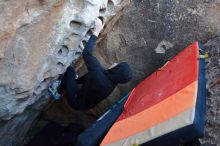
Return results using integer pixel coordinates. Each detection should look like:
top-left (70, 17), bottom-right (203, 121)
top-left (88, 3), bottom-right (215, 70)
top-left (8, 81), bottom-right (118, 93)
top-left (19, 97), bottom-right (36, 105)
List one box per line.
top-left (77, 35), bottom-right (132, 109)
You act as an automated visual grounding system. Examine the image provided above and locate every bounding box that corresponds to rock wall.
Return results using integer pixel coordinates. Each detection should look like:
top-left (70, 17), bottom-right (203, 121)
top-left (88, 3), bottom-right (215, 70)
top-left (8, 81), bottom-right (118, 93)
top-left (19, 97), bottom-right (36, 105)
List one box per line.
top-left (0, 0), bottom-right (130, 146)
top-left (95, 0), bottom-right (220, 94)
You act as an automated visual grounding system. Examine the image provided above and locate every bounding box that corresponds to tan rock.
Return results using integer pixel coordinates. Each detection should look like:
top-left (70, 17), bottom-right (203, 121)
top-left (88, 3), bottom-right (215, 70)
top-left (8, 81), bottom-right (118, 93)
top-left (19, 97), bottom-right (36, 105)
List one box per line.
top-left (0, 0), bottom-right (130, 145)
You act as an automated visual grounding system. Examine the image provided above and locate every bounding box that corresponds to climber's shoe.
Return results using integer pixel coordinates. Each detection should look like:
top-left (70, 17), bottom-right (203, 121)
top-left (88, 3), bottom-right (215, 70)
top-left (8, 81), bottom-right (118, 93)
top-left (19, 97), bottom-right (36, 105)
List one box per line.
top-left (48, 80), bottom-right (62, 100)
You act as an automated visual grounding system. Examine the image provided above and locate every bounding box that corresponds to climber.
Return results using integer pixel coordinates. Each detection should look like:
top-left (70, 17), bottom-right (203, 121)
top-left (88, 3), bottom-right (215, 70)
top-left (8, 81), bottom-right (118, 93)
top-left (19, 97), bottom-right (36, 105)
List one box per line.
top-left (49, 18), bottom-right (132, 110)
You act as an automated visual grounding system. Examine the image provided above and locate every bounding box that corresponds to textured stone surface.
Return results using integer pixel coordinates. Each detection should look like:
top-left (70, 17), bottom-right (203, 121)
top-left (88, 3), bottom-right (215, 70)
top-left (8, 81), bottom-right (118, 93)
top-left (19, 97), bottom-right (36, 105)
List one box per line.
top-left (202, 35), bottom-right (220, 146)
top-left (84, 0), bottom-right (219, 102)
top-left (0, 0), bottom-right (129, 146)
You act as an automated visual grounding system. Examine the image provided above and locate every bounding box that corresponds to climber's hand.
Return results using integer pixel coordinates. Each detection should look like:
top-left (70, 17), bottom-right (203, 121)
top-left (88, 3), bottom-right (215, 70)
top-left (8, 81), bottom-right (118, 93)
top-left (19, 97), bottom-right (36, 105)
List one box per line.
top-left (93, 18), bottom-right (104, 37)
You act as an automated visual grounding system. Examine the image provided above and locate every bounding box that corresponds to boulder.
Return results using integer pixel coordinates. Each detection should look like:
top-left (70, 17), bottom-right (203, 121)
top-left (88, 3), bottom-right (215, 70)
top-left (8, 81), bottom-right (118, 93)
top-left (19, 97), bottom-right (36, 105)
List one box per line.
top-left (0, 0), bottom-right (130, 145)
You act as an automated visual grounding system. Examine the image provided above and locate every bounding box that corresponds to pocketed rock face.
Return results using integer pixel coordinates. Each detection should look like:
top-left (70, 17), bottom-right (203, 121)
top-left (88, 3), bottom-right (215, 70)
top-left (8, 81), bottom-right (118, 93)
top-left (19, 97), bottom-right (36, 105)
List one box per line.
top-left (0, 0), bottom-right (130, 146)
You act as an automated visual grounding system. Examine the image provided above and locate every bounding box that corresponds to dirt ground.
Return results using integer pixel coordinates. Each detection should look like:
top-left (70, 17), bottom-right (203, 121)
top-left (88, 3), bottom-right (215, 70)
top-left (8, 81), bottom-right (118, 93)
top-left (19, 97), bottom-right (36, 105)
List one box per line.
top-left (201, 35), bottom-right (220, 146)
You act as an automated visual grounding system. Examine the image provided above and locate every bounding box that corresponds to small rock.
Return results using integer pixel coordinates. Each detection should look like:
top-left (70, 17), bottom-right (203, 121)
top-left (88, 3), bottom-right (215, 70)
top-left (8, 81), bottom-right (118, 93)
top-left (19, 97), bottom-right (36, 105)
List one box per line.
top-left (155, 41), bottom-right (174, 54)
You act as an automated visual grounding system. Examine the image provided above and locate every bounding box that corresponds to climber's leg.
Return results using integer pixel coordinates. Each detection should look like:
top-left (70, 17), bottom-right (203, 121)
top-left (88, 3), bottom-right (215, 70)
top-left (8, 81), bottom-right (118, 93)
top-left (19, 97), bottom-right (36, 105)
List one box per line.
top-left (58, 66), bottom-right (90, 110)
top-left (58, 66), bottom-right (78, 107)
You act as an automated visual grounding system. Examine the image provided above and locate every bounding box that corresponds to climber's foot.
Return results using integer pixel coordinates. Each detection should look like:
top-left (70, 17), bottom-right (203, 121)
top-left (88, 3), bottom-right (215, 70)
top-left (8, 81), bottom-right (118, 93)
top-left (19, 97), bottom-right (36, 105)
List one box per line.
top-left (48, 80), bottom-right (62, 100)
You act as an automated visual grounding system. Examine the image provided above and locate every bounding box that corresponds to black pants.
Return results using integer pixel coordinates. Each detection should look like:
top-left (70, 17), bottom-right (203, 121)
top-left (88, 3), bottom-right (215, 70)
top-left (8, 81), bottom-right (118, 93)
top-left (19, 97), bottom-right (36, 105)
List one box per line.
top-left (25, 122), bottom-right (84, 146)
top-left (58, 66), bottom-right (87, 110)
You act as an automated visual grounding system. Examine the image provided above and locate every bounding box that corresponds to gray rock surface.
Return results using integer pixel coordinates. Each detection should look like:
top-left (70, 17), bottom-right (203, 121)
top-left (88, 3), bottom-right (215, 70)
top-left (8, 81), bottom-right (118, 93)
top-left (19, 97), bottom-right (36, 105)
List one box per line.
top-left (95, 0), bottom-right (220, 96)
top-left (0, 0), bottom-right (129, 145)
top-left (203, 36), bottom-right (220, 145)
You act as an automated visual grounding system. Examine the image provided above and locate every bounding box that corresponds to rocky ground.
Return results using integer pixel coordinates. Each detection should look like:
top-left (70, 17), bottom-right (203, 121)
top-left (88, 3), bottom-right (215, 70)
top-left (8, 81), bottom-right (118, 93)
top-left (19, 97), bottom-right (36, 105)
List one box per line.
top-left (202, 35), bottom-right (220, 146)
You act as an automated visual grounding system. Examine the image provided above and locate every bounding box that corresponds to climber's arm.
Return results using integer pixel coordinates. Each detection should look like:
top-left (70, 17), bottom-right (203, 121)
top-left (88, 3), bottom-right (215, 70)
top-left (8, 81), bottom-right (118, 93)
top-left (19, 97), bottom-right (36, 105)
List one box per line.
top-left (82, 34), bottom-right (103, 70)
top-left (82, 18), bottom-right (104, 73)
